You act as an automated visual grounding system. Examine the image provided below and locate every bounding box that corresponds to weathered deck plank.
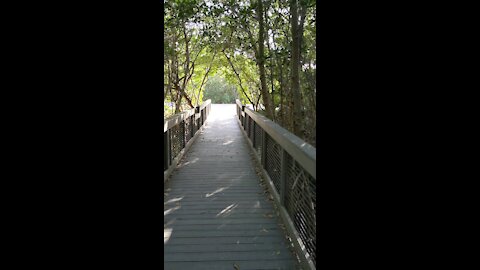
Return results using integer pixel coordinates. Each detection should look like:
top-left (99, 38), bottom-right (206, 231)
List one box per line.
top-left (164, 104), bottom-right (299, 269)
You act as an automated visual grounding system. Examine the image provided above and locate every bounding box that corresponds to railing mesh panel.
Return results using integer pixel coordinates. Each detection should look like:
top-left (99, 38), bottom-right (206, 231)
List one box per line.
top-left (265, 134), bottom-right (281, 192)
top-left (253, 122), bottom-right (263, 158)
top-left (284, 154), bottom-right (317, 266)
top-left (170, 121), bottom-right (183, 160)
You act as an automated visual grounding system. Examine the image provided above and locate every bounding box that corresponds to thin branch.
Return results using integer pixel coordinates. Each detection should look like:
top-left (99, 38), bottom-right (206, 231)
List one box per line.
top-left (222, 50), bottom-right (255, 106)
top-left (195, 50), bottom-right (217, 106)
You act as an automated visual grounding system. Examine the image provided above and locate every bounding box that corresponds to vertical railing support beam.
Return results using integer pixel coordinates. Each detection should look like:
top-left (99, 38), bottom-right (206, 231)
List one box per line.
top-left (195, 106), bottom-right (200, 130)
top-left (242, 105), bottom-right (245, 127)
top-left (190, 115), bottom-right (194, 138)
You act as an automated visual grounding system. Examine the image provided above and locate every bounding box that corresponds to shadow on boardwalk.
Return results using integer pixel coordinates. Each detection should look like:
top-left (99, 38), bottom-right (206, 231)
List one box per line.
top-left (164, 104), bottom-right (299, 270)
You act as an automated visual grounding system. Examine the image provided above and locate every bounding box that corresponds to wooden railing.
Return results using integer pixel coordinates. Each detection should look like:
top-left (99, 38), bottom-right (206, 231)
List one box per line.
top-left (164, 100), bottom-right (211, 181)
top-left (236, 99), bottom-right (316, 269)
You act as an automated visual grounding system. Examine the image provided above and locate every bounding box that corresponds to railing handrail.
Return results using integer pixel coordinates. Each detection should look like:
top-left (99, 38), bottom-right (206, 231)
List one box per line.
top-left (164, 100), bottom-right (211, 132)
top-left (237, 99), bottom-right (316, 179)
top-left (199, 99), bottom-right (211, 110)
top-left (235, 99), bottom-right (244, 109)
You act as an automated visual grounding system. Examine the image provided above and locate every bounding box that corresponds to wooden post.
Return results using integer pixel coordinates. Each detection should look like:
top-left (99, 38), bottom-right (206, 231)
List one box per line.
top-left (190, 115), bottom-right (194, 138)
top-left (242, 105), bottom-right (245, 127)
top-left (195, 106), bottom-right (200, 129)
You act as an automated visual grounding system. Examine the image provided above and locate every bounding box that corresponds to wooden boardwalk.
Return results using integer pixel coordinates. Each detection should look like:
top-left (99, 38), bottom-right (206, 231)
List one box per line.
top-left (164, 104), bottom-right (299, 270)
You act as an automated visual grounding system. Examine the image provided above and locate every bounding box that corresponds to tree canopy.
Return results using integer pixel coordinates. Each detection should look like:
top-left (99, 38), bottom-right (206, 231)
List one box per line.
top-left (164, 0), bottom-right (316, 146)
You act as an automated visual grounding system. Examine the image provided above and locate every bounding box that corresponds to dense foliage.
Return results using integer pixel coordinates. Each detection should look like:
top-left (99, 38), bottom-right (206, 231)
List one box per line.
top-left (164, 0), bottom-right (316, 146)
top-left (203, 74), bottom-right (238, 104)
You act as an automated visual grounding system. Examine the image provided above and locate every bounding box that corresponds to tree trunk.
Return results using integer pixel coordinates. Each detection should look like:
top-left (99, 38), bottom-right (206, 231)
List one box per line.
top-left (256, 0), bottom-right (275, 120)
top-left (289, 0), bottom-right (306, 137)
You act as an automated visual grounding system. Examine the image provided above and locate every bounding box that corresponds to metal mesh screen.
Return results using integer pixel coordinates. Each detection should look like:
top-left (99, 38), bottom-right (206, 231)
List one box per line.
top-left (253, 122), bottom-right (263, 158)
top-left (264, 134), bottom-right (281, 192)
top-left (284, 154), bottom-right (316, 266)
top-left (170, 121), bottom-right (183, 160)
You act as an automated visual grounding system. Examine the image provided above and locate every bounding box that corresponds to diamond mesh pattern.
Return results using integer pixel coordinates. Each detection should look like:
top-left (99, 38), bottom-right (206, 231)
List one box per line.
top-left (170, 121), bottom-right (183, 160)
top-left (265, 134), bottom-right (281, 192)
top-left (284, 154), bottom-right (316, 266)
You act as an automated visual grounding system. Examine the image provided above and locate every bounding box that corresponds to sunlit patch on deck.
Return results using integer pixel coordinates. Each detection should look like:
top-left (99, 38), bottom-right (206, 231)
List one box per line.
top-left (164, 228), bottom-right (172, 244)
top-left (178, 157), bottom-right (199, 168)
top-left (164, 205), bottom-right (181, 216)
top-left (223, 140), bottom-right (234, 145)
top-left (216, 203), bottom-right (238, 217)
top-left (205, 187), bottom-right (228, 198)
top-left (164, 196), bottom-right (184, 205)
